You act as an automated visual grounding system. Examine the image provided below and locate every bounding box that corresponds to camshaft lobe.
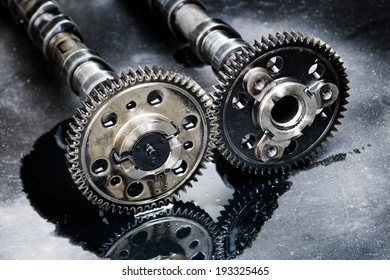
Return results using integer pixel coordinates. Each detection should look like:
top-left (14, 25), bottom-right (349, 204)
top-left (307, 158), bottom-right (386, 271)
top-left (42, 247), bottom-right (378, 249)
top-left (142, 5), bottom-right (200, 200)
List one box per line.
top-left (146, 0), bottom-right (246, 71)
top-left (2, 0), bottom-right (115, 99)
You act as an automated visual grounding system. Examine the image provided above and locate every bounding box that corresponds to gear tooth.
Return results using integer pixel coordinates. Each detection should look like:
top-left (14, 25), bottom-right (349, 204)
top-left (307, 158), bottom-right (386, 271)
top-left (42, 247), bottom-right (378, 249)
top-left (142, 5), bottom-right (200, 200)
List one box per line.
top-left (151, 65), bottom-right (160, 73)
top-left (254, 38), bottom-right (263, 49)
top-left (86, 91), bottom-right (99, 105)
top-left (163, 69), bottom-right (173, 81)
top-left (289, 31), bottom-right (300, 41)
top-left (181, 75), bottom-right (191, 88)
top-left (136, 66), bottom-right (146, 79)
top-left (229, 59), bottom-right (242, 70)
top-left (295, 31), bottom-right (305, 39)
top-left (219, 71), bottom-right (232, 82)
top-left (96, 198), bottom-right (104, 206)
top-left (127, 67), bottom-right (137, 83)
top-left (214, 80), bottom-right (226, 91)
top-left (103, 79), bottom-right (115, 93)
top-left (231, 51), bottom-right (245, 65)
top-left (144, 65), bottom-right (157, 80)
top-left (111, 77), bottom-right (121, 89)
top-left (275, 31), bottom-right (285, 43)
top-left (222, 64), bottom-right (236, 76)
top-left (159, 66), bottom-right (169, 79)
top-left (76, 107), bottom-right (90, 117)
top-left (73, 114), bottom-right (87, 125)
top-left (144, 65), bottom-right (152, 74)
top-left (216, 75), bottom-right (229, 87)
top-left (83, 189), bottom-right (93, 200)
top-left (240, 45), bottom-right (253, 58)
top-left (261, 36), bottom-right (273, 48)
top-left (120, 70), bottom-right (129, 84)
top-left (283, 31), bottom-right (293, 41)
top-left (66, 129), bottom-right (79, 140)
top-left (69, 121), bottom-right (83, 132)
top-left (174, 72), bottom-right (184, 84)
top-left (152, 65), bottom-right (164, 79)
top-left (268, 33), bottom-right (279, 45)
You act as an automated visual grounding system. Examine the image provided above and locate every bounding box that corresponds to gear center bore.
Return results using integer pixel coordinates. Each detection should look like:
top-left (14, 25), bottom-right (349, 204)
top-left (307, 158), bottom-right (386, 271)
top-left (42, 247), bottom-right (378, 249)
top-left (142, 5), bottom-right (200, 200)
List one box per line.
top-left (131, 132), bottom-right (171, 171)
top-left (271, 95), bottom-right (300, 125)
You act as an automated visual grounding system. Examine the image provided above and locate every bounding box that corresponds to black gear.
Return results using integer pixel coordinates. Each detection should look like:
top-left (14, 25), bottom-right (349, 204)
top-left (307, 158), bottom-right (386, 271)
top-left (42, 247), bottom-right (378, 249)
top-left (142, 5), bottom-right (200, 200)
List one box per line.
top-left (217, 167), bottom-right (291, 259)
top-left (99, 201), bottom-right (223, 260)
top-left (213, 31), bottom-right (349, 174)
top-left (66, 66), bottom-right (215, 215)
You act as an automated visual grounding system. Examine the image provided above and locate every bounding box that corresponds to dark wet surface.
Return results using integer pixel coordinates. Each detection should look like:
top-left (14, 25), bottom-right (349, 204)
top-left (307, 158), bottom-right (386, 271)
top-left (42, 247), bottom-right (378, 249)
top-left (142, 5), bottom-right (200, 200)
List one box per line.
top-left (0, 0), bottom-right (389, 259)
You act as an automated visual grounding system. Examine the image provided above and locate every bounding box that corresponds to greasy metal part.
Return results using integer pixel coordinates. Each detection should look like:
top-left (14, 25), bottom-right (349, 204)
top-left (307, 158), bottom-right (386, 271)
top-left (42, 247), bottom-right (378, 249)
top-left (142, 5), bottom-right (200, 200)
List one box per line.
top-left (101, 202), bottom-right (222, 260)
top-left (214, 32), bottom-right (349, 173)
top-left (146, 0), bottom-right (246, 71)
top-left (145, 1), bottom-right (349, 173)
top-left (2, 0), bottom-right (115, 99)
top-left (66, 67), bottom-right (214, 215)
top-left (4, 0), bottom-right (214, 214)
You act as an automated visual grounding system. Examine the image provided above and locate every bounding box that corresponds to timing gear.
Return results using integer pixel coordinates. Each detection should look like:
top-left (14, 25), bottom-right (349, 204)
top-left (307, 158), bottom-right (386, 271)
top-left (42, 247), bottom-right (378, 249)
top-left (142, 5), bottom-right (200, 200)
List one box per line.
top-left (67, 67), bottom-right (213, 214)
top-left (145, 0), bottom-right (349, 173)
top-left (100, 202), bottom-right (223, 260)
top-left (214, 32), bottom-right (349, 173)
top-left (4, 0), bottom-right (214, 214)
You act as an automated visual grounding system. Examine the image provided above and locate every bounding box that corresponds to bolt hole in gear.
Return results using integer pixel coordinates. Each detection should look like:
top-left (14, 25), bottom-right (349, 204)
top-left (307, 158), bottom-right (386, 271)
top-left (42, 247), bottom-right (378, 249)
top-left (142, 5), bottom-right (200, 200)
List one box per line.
top-left (68, 68), bottom-right (213, 214)
top-left (221, 33), bottom-right (349, 172)
top-left (3, 0), bottom-right (213, 214)
top-left (146, 0), bottom-right (349, 173)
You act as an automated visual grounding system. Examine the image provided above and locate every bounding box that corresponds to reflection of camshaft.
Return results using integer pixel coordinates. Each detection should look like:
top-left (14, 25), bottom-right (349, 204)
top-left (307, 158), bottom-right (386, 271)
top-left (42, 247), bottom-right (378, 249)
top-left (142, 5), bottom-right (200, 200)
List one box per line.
top-left (3, 0), bottom-right (213, 214)
top-left (146, 0), bottom-right (349, 173)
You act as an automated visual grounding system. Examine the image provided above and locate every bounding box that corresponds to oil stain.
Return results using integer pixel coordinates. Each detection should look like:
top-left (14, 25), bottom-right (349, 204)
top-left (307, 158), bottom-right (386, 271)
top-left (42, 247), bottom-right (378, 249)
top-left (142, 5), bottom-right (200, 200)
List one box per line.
top-left (293, 144), bottom-right (372, 174)
top-left (19, 120), bottom-right (291, 259)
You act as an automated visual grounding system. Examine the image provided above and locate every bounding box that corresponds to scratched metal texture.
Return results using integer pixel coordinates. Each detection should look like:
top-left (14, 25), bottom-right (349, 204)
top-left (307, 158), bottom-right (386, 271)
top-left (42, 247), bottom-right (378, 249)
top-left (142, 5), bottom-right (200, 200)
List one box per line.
top-left (0, 0), bottom-right (389, 259)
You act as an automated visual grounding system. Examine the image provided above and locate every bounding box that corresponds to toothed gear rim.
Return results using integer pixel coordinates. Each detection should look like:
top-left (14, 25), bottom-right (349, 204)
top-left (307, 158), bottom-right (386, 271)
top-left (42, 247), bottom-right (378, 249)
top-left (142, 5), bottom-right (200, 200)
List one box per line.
top-left (218, 185), bottom-right (280, 259)
top-left (66, 67), bottom-right (213, 214)
top-left (100, 202), bottom-right (222, 260)
top-left (214, 31), bottom-right (349, 173)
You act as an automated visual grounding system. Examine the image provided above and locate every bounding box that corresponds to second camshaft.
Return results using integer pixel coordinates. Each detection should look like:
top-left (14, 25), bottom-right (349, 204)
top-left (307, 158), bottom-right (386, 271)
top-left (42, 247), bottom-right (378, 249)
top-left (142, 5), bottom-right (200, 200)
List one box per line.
top-left (146, 0), bottom-right (349, 173)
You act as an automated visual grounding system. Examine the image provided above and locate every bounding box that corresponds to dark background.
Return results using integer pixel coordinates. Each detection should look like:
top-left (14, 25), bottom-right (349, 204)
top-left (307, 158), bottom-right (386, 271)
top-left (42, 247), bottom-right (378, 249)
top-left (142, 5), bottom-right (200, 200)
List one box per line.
top-left (0, 0), bottom-right (389, 259)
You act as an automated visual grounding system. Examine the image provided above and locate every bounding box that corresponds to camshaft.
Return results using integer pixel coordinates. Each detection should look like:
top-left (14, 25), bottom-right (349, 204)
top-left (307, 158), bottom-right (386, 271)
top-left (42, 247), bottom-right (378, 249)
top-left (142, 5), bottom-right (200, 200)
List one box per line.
top-left (2, 0), bottom-right (213, 214)
top-left (1, 0), bottom-right (115, 99)
top-left (145, 0), bottom-right (349, 173)
top-left (147, 0), bottom-right (246, 72)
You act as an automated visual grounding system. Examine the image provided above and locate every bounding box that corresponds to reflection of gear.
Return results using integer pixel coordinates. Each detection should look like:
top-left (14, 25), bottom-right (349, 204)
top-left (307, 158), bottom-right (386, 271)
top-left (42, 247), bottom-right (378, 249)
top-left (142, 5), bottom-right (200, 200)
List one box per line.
top-left (100, 202), bottom-right (223, 260)
top-left (66, 66), bottom-right (214, 215)
top-left (213, 31), bottom-right (349, 173)
top-left (216, 157), bottom-right (291, 259)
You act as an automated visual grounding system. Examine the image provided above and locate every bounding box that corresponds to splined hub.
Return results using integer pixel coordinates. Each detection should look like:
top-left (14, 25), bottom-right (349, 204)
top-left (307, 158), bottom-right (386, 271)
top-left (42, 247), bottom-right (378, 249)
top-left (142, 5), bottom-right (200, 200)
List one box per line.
top-left (214, 32), bottom-right (349, 173)
top-left (66, 67), bottom-right (213, 214)
top-left (131, 132), bottom-right (171, 171)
